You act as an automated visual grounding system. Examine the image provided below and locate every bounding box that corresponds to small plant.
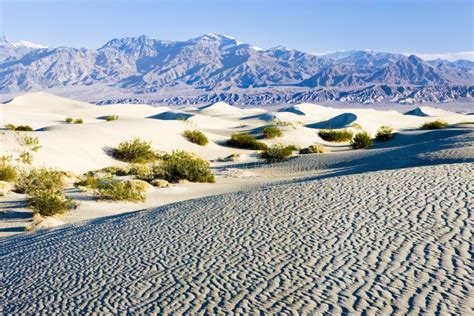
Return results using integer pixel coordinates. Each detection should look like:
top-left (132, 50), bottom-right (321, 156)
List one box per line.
top-left (73, 118), bottom-right (84, 124)
top-left (299, 144), bottom-right (328, 154)
top-left (262, 125), bottom-right (283, 139)
top-left (29, 189), bottom-right (76, 216)
top-left (95, 180), bottom-right (146, 202)
top-left (420, 120), bottom-right (449, 130)
top-left (285, 144), bottom-right (302, 152)
top-left (22, 135), bottom-right (40, 149)
top-left (375, 126), bottom-right (394, 141)
top-left (5, 124), bottom-right (16, 130)
top-left (75, 174), bottom-right (102, 190)
top-left (128, 163), bottom-right (154, 180)
top-left (105, 115), bottom-right (119, 121)
top-left (259, 144), bottom-right (293, 163)
top-left (65, 117), bottom-right (74, 124)
top-left (351, 132), bottom-right (373, 149)
top-left (183, 130), bottom-right (209, 146)
top-left (0, 156), bottom-right (17, 182)
top-left (157, 151), bottom-right (215, 183)
top-left (15, 168), bottom-right (65, 194)
top-left (318, 129), bottom-right (353, 142)
top-left (350, 123), bottom-right (363, 130)
top-left (227, 133), bottom-right (267, 150)
top-left (112, 138), bottom-right (159, 163)
top-left (17, 151), bottom-right (33, 164)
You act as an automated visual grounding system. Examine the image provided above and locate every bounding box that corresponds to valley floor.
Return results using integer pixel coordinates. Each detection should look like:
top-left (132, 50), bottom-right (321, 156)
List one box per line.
top-left (1, 127), bottom-right (473, 314)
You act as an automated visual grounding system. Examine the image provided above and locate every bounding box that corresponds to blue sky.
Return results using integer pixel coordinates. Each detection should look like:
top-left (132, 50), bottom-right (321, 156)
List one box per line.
top-left (1, 0), bottom-right (472, 54)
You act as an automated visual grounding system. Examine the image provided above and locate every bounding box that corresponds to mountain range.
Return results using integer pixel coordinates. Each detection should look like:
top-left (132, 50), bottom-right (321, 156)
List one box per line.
top-left (1, 34), bottom-right (473, 105)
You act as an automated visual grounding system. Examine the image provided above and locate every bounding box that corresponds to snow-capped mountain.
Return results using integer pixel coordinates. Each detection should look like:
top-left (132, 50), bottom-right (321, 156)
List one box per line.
top-left (0, 34), bottom-right (473, 105)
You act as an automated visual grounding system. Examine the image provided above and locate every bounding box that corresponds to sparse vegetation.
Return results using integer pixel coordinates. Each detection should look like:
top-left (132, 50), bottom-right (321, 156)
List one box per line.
top-left (262, 125), bottom-right (283, 139)
top-left (259, 144), bottom-right (293, 163)
top-left (21, 135), bottom-right (41, 151)
top-left (318, 129), bottom-right (353, 142)
top-left (5, 124), bottom-right (34, 131)
top-left (157, 151), bottom-right (215, 183)
top-left (351, 132), bottom-right (373, 149)
top-left (95, 179), bottom-right (146, 202)
top-left (65, 117), bottom-right (74, 123)
top-left (227, 133), bottom-right (267, 150)
top-left (29, 189), bottom-right (76, 216)
top-left (299, 144), bottom-right (328, 154)
top-left (0, 156), bottom-right (18, 182)
top-left (15, 168), bottom-right (65, 194)
top-left (73, 118), bottom-right (84, 124)
top-left (112, 138), bottom-right (159, 163)
top-left (420, 120), bottom-right (449, 130)
top-left (18, 151), bottom-right (33, 164)
top-left (75, 174), bottom-right (103, 190)
top-left (105, 115), bottom-right (119, 121)
top-left (375, 126), bottom-right (394, 141)
top-left (183, 130), bottom-right (209, 146)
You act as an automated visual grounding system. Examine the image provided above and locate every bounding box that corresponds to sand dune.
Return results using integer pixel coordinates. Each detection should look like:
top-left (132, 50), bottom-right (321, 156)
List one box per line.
top-left (1, 129), bottom-right (472, 314)
top-left (1, 93), bottom-right (473, 313)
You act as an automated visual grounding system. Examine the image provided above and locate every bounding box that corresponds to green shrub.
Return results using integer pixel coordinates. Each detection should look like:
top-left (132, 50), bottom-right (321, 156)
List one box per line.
top-left (420, 120), bottom-right (449, 130)
top-left (259, 144), bottom-right (293, 163)
top-left (262, 125), bottom-right (283, 139)
top-left (5, 124), bottom-right (16, 130)
top-left (227, 133), bottom-right (267, 150)
top-left (105, 115), bottom-right (119, 121)
top-left (75, 174), bottom-right (102, 190)
top-left (299, 144), bottom-right (328, 154)
top-left (0, 157), bottom-right (17, 182)
top-left (351, 132), bottom-right (373, 149)
top-left (112, 138), bottom-right (159, 163)
top-left (98, 166), bottom-right (130, 176)
top-left (375, 126), bottom-right (394, 141)
top-left (18, 151), bottom-right (33, 164)
top-left (29, 189), bottom-right (76, 216)
top-left (73, 118), bottom-right (84, 124)
top-left (65, 117), bottom-right (74, 123)
top-left (15, 168), bottom-right (65, 194)
top-left (183, 130), bottom-right (209, 146)
top-left (128, 163), bottom-right (154, 180)
top-left (318, 129), bottom-right (353, 142)
top-left (157, 151), bottom-right (215, 183)
top-left (95, 180), bottom-right (146, 202)
top-left (286, 144), bottom-right (302, 152)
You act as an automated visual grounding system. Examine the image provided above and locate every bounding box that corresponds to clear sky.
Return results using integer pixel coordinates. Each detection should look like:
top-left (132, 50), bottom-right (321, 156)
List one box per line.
top-left (0, 0), bottom-right (473, 54)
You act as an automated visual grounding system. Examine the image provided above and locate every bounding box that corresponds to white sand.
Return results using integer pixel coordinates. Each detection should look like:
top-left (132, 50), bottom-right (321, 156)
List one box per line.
top-left (1, 92), bottom-right (473, 314)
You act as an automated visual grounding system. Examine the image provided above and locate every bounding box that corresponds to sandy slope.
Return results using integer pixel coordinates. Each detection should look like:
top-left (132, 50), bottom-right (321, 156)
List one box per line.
top-left (1, 92), bottom-right (473, 313)
top-left (1, 156), bottom-right (472, 314)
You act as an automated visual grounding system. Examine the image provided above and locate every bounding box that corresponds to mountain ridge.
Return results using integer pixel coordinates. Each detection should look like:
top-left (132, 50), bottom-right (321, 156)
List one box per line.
top-left (1, 34), bottom-right (473, 105)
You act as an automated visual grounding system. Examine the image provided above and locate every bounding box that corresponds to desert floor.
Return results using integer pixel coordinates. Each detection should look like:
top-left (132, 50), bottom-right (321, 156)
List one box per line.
top-left (1, 93), bottom-right (473, 314)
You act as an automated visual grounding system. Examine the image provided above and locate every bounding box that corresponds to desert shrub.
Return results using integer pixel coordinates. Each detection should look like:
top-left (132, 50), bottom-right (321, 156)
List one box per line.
top-left (375, 126), bottom-right (394, 141)
top-left (15, 125), bottom-right (34, 131)
top-left (5, 124), bottom-right (16, 130)
top-left (15, 168), bottom-right (65, 194)
top-left (18, 151), bottom-right (33, 164)
top-left (262, 125), bottom-right (283, 139)
top-left (0, 156), bottom-right (17, 182)
top-left (22, 136), bottom-right (41, 151)
top-left (65, 117), bottom-right (74, 123)
top-left (28, 189), bottom-right (76, 216)
top-left (112, 138), bottom-right (159, 163)
top-left (318, 129), bottom-right (353, 142)
top-left (259, 144), bottom-right (293, 163)
top-left (227, 133), bottom-right (268, 150)
top-left (285, 144), bottom-right (302, 152)
top-left (95, 180), bottom-right (146, 202)
top-left (299, 144), bottom-right (328, 154)
top-left (105, 115), bottom-right (119, 121)
top-left (128, 163), bottom-right (154, 180)
top-left (98, 166), bottom-right (129, 176)
top-left (73, 118), bottom-right (84, 124)
top-left (157, 151), bottom-right (215, 183)
top-left (183, 130), bottom-right (209, 146)
top-left (351, 132), bottom-right (373, 149)
top-left (420, 120), bottom-right (448, 130)
top-left (75, 174), bottom-right (102, 190)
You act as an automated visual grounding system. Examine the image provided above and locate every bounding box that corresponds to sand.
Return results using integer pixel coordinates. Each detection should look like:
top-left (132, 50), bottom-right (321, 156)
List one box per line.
top-left (1, 92), bottom-right (473, 314)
